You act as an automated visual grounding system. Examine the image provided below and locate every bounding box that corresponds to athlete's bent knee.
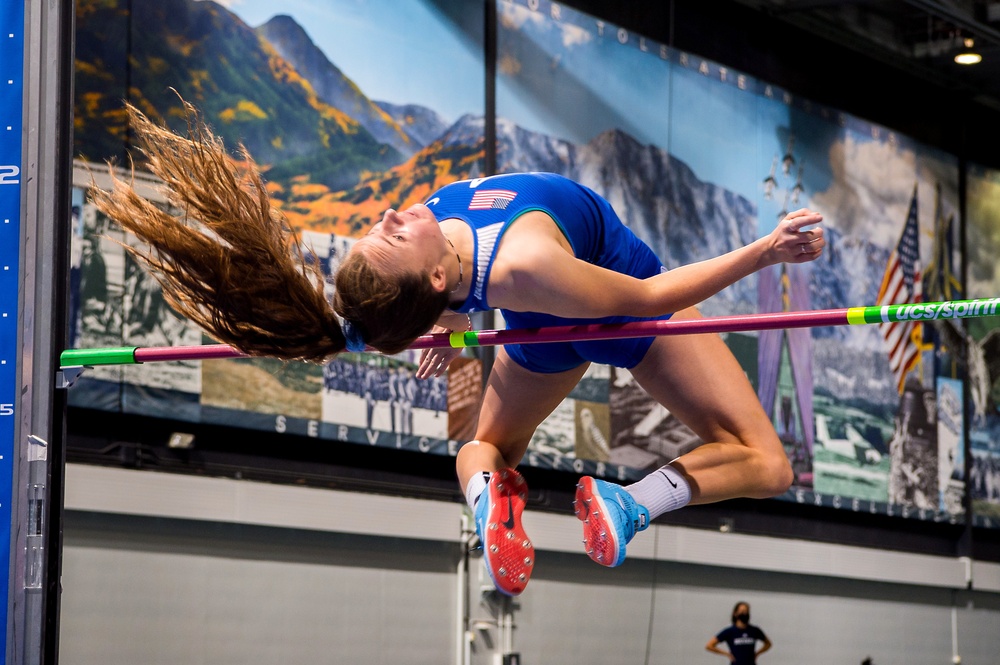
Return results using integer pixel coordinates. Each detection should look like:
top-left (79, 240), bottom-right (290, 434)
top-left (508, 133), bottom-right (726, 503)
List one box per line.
top-left (756, 453), bottom-right (794, 497)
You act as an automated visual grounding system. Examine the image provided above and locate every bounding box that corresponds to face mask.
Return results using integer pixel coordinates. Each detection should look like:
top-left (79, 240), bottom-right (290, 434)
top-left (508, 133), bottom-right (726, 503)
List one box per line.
top-left (736, 612), bottom-right (750, 623)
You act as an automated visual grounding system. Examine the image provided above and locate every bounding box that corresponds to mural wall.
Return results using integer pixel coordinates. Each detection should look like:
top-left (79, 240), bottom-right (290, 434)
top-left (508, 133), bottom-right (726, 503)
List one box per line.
top-left (71, 0), bottom-right (487, 453)
top-left (68, 0), bottom-right (1000, 526)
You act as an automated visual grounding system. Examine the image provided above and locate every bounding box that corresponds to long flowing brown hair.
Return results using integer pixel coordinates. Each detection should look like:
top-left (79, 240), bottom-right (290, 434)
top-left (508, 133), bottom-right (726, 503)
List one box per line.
top-left (90, 99), bottom-right (450, 361)
top-left (90, 100), bottom-right (346, 362)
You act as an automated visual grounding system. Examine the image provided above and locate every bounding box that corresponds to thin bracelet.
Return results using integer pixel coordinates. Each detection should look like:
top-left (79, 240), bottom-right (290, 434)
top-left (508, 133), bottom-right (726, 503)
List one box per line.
top-left (442, 315), bottom-right (472, 333)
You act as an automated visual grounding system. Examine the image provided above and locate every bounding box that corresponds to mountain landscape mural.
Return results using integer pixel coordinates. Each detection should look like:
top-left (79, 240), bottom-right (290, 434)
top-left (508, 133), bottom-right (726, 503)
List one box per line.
top-left (255, 14), bottom-right (416, 158)
top-left (73, 0), bottom-right (903, 408)
top-left (74, 0), bottom-right (401, 192)
top-left (65, 0), bottom-right (984, 525)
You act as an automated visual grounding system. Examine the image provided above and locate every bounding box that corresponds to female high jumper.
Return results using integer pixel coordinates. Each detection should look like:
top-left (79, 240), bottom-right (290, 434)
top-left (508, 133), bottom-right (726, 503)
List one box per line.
top-left (92, 102), bottom-right (825, 596)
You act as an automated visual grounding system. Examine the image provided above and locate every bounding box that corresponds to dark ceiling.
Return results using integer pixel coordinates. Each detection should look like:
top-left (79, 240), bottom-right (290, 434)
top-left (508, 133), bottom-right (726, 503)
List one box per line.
top-left (735, 0), bottom-right (1000, 112)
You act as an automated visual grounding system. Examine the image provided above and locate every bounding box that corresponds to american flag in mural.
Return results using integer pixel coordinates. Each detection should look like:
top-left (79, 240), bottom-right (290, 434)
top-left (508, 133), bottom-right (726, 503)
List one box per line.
top-left (876, 185), bottom-right (927, 393)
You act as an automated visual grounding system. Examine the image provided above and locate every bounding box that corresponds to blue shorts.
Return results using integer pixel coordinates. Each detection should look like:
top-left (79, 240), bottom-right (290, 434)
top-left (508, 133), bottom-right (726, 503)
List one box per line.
top-left (504, 319), bottom-right (671, 373)
top-left (503, 243), bottom-right (672, 374)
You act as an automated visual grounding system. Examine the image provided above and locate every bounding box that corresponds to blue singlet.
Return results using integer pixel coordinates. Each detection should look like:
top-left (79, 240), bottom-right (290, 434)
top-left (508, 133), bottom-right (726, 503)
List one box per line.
top-left (425, 172), bottom-right (671, 373)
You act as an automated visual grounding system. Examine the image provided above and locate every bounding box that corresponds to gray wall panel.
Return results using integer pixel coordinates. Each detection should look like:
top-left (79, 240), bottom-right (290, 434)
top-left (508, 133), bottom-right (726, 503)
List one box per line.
top-left (58, 467), bottom-right (1000, 665)
top-left (60, 515), bottom-right (458, 665)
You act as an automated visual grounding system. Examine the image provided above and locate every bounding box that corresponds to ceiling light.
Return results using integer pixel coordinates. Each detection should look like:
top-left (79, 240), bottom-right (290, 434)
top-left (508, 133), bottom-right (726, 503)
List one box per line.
top-left (955, 37), bottom-right (982, 65)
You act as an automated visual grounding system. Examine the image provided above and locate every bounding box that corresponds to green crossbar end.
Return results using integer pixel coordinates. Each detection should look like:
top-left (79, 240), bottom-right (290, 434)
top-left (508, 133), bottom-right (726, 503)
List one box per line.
top-left (59, 347), bottom-right (139, 368)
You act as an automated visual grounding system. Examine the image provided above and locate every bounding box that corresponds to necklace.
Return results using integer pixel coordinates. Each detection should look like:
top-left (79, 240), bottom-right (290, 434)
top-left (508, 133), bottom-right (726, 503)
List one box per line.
top-left (444, 235), bottom-right (463, 294)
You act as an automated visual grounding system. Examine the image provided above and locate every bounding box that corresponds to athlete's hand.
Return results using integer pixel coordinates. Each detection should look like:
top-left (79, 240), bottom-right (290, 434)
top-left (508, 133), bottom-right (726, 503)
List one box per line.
top-left (416, 326), bottom-right (463, 379)
top-left (767, 208), bottom-right (825, 264)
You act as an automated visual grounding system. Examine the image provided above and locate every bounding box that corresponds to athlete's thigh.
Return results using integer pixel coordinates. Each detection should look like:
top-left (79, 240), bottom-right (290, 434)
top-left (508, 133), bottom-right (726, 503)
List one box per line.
top-left (629, 307), bottom-right (776, 448)
top-left (476, 347), bottom-right (590, 458)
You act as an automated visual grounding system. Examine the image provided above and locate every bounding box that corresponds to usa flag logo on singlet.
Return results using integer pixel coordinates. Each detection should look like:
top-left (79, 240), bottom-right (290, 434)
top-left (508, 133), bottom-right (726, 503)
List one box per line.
top-left (469, 189), bottom-right (517, 210)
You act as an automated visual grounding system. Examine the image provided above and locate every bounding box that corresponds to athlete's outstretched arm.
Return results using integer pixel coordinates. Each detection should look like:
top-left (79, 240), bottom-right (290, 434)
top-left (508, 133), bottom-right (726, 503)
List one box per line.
top-left (495, 209), bottom-right (824, 320)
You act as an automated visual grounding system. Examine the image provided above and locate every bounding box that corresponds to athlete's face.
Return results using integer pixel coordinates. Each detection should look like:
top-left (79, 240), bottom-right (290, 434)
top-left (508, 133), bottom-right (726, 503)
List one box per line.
top-left (356, 204), bottom-right (447, 281)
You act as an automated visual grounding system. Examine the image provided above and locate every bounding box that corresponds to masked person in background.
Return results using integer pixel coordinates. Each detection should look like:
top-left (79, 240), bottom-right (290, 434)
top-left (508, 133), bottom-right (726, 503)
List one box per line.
top-left (706, 601), bottom-right (773, 664)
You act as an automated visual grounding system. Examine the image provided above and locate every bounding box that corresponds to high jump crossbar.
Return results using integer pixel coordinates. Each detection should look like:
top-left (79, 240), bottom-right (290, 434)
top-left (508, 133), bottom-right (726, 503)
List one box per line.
top-left (59, 297), bottom-right (1000, 368)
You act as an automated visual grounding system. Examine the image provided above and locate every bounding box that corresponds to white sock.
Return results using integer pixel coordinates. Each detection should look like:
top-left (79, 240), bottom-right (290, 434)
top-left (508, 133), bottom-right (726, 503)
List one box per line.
top-left (625, 463), bottom-right (692, 519)
top-left (464, 471), bottom-right (490, 510)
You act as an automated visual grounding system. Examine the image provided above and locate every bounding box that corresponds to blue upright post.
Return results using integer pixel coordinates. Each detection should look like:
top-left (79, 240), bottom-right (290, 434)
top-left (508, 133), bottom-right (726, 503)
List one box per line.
top-left (0, 0), bottom-right (26, 660)
top-left (7, 0), bottom-right (75, 662)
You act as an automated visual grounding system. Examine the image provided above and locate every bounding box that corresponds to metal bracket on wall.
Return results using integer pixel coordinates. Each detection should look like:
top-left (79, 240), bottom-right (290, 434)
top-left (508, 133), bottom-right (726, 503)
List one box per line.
top-left (54, 366), bottom-right (87, 390)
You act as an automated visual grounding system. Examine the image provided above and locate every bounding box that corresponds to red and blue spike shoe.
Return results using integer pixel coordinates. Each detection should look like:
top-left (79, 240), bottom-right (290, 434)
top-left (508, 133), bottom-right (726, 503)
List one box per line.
top-left (574, 476), bottom-right (649, 567)
top-left (474, 468), bottom-right (534, 595)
